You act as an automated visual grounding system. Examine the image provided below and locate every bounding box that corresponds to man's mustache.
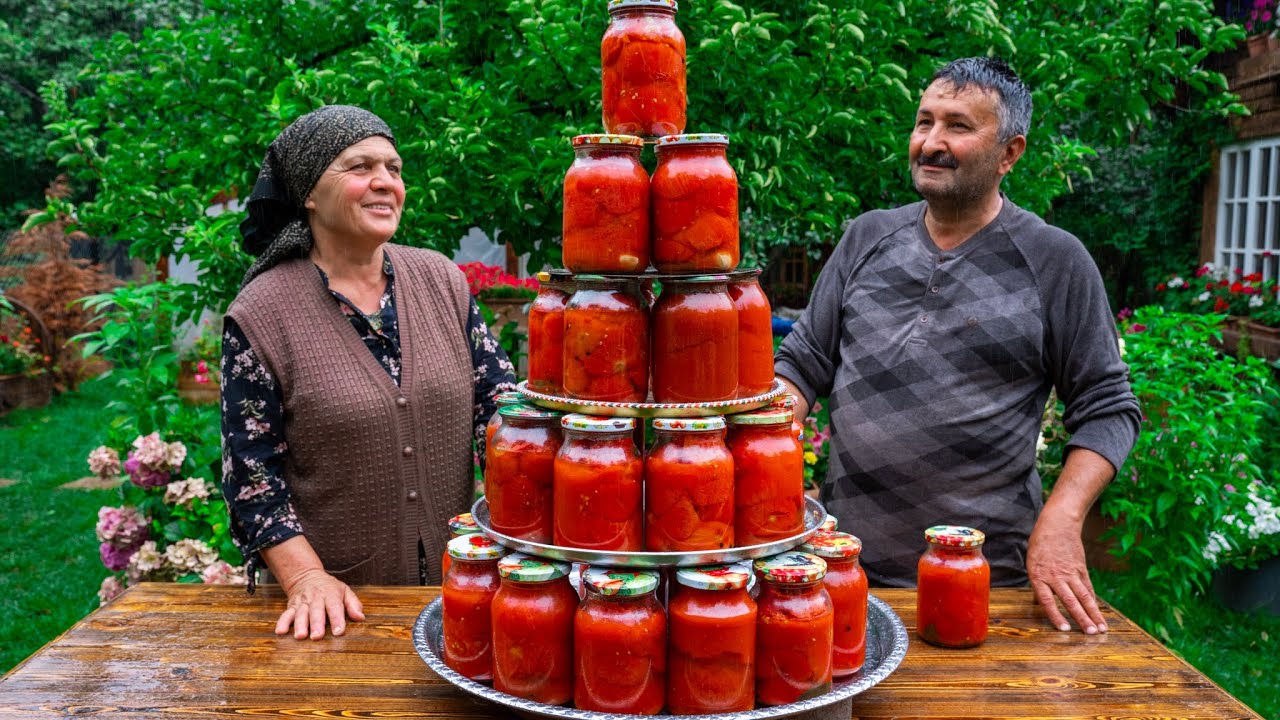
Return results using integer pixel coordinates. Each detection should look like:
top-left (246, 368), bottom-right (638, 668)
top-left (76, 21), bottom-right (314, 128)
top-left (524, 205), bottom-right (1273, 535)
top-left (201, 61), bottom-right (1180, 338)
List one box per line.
top-left (917, 153), bottom-right (958, 169)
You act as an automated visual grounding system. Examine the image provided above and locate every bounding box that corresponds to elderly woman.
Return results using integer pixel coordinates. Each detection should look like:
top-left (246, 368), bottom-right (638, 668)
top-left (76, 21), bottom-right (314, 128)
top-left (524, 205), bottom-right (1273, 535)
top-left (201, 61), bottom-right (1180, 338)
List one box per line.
top-left (221, 105), bottom-right (516, 640)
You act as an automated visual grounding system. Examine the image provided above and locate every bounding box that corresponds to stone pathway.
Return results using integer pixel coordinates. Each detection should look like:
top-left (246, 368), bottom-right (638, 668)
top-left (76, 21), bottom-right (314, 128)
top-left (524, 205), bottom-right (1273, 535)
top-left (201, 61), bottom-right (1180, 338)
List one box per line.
top-left (0, 478), bottom-right (17, 489)
top-left (58, 476), bottom-right (124, 490)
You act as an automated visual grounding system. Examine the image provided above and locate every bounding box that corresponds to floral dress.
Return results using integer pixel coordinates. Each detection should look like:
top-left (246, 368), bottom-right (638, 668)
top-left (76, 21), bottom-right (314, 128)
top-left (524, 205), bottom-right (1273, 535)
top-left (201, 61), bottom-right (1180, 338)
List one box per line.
top-left (220, 253), bottom-right (517, 588)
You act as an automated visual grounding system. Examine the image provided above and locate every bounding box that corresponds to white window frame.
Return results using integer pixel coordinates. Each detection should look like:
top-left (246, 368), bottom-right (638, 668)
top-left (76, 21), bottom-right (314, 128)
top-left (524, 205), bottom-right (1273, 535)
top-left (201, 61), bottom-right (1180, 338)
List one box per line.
top-left (1217, 138), bottom-right (1280, 282)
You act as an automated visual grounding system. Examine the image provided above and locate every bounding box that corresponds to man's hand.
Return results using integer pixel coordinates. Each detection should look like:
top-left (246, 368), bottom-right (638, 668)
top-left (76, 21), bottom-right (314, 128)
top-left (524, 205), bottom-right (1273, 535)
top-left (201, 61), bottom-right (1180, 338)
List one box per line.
top-left (276, 568), bottom-right (365, 640)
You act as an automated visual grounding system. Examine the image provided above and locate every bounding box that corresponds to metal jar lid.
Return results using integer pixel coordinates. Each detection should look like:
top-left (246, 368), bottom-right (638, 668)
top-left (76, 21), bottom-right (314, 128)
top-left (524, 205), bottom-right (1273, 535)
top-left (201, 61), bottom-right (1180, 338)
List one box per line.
top-left (652, 416), bottom-right (726, 432)
top-left (924, 525), bottom-right (986, 548)
top-left (447, 534), bottom-right (504, 561)
top-left (754, 551), bottom-right (827, 583)
top-left (498, 405), bottom-right (562, 421)
top-left (582, 567), bottom-right (660, 596)
top-left (448, 513), bottom-right (480, 536)
top-left (497, 552), bottom-right (571, 582)
top-left (561, 413), bottom-right (636, 432)
top-left (572, 133), bottom-right (646, 147)
top-left (656, 133), bottom-right (730, 147)
top-left (802, 531), bottom-right (863, 559)
top-left (725, 407), bottom-right (793, 426)
top-left (819, 514), bottom-right (838, 532)
top-left (608, 0), bottom-right (678, 13)
top-left (493, 391), bottom-right (528, 409)
top-left (675, 562), bottom-right (752, 591)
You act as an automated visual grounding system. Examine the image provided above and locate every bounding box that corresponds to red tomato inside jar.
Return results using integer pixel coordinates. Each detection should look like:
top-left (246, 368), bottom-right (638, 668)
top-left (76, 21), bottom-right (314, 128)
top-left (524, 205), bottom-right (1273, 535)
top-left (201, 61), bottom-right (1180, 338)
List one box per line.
top-left (574, 568), bottom-right (667, 714)
top-left (651, 275), bottom-right (738, 402)
top-left (644, 416), bottom-right (734, 551)
top-left (563, 135), bottom-right (649, 274)
top-left (553, 414), bottom-right (644, 551)
top-left (601, 0), bottom-right (686, 137)
top-left (666, 563), bottom-right (756, 714)
top-left (726, 407), bottom-right (805, 546)
top-left (651, 133), bottom-right (739, 273)
top-left (526, 271), bottom-right (573, 395)
top-left (441, 535), bottom-right (503, 680)
top-left (491, 553), bottom-right (579, 705)
top-left (802, 531), bottom-right (868, 676)
top-left (485, 406), bottom-right (563, 543)
top-left (728, 268), bottom-right (775, 397)
top-left (562, 276), bottom-right (650, 403)
top-left (916, 525), bottom-right (990, 648)
top-left (753, 552), bottom-right (834, 706)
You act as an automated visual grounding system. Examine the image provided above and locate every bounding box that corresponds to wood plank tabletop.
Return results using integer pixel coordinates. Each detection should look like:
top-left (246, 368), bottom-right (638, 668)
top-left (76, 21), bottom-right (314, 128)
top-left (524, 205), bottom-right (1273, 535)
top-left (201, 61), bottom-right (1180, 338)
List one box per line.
top-left (0, 583), bottom-right (1262, 719)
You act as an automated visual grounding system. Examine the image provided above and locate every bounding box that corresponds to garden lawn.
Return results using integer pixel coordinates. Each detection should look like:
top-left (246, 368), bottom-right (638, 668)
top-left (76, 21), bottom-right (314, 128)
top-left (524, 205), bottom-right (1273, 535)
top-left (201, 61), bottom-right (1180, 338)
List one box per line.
top-left (0, 377), bottom-right (118, 674)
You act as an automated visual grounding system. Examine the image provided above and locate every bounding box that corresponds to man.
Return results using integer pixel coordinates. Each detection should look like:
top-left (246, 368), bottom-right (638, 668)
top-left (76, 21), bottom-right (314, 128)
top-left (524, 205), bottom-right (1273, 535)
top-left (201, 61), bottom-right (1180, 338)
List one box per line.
top-left (775, 57), bottom-right (1140, 635)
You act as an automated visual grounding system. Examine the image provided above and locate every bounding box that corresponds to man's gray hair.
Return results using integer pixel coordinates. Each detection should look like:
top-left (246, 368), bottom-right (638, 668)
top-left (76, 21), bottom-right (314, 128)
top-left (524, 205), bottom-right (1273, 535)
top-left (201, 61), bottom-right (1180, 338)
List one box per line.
top-left (931, 57), bottom-right (1032, 143)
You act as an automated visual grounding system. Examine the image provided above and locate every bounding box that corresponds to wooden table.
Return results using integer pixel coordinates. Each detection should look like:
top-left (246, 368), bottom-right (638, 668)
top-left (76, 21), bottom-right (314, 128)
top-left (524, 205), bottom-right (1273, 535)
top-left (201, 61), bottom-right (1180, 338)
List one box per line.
top-left (0, 583), bottom-right (1261, 719)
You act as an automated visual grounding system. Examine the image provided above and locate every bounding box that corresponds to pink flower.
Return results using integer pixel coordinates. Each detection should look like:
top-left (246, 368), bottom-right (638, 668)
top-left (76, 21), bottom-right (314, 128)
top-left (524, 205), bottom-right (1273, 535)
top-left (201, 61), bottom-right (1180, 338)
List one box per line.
top-left (196, 360), bottom-right (208, 374)
top-left (125, 452), bottom-right (171, 488)
top-left (1226, 484), bottom-right (1237, 493)
top-left (100, 542), bottom-right (137, 571)
top-left (98, 576), bottom-right (125, 606)
top-left (87, 446), bottom-right (121, 479)
top-left (1127, 323), bottom-right (1147, 334)
top-left (194, 374), bottom-right (209, 384)
top-left (95, 506), bottom-right (149, 548)
top-left (201, 561), bottom-right (248, 585)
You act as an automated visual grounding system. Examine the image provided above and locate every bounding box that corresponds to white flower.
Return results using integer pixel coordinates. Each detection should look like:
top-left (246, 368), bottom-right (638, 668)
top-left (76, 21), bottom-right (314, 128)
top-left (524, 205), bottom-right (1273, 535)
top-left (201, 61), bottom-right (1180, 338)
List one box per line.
top-left (164, 477), bottom-right (211, 507)
top-left (1195, 291), bottom-right (1210, 303)
top-left (1117, 337), bottom-right (1126, 357)
top-left (164, 440), bottom-right (187, 470)
top-left (164, 539), bottom-right (219, 574)
top-left (1249, 295), bottom-right (1265, 308)
top-left (126, 541), bottom-right (165, 583)
top-left (1036, 432), bottom-right (1048, 455)
top-left (1168, 277), bottom-right (1185, 289)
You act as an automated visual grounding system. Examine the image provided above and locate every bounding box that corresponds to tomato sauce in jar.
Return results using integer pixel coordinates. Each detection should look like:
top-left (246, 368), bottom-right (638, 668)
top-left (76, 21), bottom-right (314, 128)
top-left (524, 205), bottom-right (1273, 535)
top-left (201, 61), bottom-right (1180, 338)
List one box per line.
top-left (726, 408), bottom-right (805, 546)
top-left (916, 525), bottom-right (990, 648)
top-left (527, 271), bottom-right (573, 395)
top-left (440, 512), bottom-right (482, 578)
top-left (492, 553), bottom-right (579, 705)
top-left (562, 276), bottom-right (649, 402)
top-left (651, 276), bottom-right (738, 402)
top-left (442, 535), bottom-right (503, 680)
top-left (802, 531), bottom-right (868, 676)
top-left (601, 0), bottom-right (686, 137)
top-left (728, 268), bottom-right (774, 397)
top-left (486, 406), bottom-right (563, 543)
top-left (575, 568), bottom-right (667, 714)
top-left (554, 415), bottom-right (644, 551)
top-left (563, 135), bottom-right (650, 273)
top-left (651, 134), bottom-right (739, 272)
top-left (666, 563), bottom-right (756, 714)
top-left (753, 552), bottom-right (834, 706)
top-left (644, 416), bottom-right (734, 551)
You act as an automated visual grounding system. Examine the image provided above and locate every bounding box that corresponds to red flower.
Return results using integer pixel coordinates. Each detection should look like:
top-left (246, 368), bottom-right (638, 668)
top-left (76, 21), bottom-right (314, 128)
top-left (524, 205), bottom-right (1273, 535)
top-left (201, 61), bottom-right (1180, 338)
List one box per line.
top-left (1156, 283), bottom-right (1167, 291)
top-left (1230, 281), bottom-right (1244, 293)
top-left (1214, 297), bottom-right (1230, 313)
top-left (1245, 273), bottom-right (1263, 282)
top-left (1205, 282), bottom-right (1216, 291)
top-left (0, 334), bottom-right (7, 343)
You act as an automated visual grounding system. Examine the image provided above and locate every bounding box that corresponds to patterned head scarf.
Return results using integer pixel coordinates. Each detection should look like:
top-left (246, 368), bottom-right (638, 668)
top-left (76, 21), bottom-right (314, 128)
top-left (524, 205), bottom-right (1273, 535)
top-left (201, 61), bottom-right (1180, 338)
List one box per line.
top-left (238, 105), bottom-right (397, 287)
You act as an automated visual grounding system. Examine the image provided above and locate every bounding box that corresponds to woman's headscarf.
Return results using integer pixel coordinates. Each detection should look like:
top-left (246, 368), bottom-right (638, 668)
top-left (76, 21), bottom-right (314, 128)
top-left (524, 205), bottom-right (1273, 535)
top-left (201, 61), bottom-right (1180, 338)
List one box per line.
top-left (238, 105), bottom-right (397, 288)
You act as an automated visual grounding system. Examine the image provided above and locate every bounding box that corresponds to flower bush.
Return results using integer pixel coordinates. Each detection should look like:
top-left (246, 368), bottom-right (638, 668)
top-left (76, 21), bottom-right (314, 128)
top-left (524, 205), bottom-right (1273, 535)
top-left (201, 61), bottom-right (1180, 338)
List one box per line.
top-left (457, 261), bottom-right (540, 301)
top-left (1244, 0), bottom-right (1280, 34)
top-left (802, 401), bottom-right (832, 491)
top-left (0, 325), bottom-right (48, 376)
top-left (1152, 261), bottom-right (1280, 327)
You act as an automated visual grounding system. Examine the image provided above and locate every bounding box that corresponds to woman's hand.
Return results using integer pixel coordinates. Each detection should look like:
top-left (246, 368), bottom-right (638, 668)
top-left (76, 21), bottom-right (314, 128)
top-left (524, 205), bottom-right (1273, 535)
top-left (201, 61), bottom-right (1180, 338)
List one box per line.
top-left (276, 568), bottom-right (365, 640)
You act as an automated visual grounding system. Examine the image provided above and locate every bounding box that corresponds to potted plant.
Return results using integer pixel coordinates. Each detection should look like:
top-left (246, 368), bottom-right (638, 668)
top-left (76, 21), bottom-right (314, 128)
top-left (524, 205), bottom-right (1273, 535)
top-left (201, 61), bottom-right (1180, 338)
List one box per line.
top-left (0, 296), bottom-right (55, 414)
top-left (1243, 0), bottom-right (1280, 56)
top-left (1151, 261), bottom-right (1280, 361)
top-left (177, 320), bottom-right (221, 405)
top-left (456, 262), bottom-right (539, 363)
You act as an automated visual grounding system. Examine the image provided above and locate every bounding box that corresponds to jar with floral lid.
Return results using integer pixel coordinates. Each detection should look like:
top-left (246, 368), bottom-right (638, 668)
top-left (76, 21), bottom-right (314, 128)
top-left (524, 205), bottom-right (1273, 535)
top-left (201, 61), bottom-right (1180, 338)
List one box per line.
top-left (651, 133), bottom-right (739, 272)
top-left (666, 563), bottom-right (756, 714)
top-left (601, 0), bottom-right (686, 137)
top-left (442, 534), bottom-right (503, 680)
top-left (753, 551), bottom-right (834, 706)
top-left (527, 270), bottom-right (573, 394)
top-left (485, 390), bottom-right (528, 448)
top-left (725, 407), bottom-right (805, 545)
top-left (802, 531), bottom-right (868, 676)
top-left (491, 553), bottom-right (579, 704)
top-left (651, 275), bottom-right (738, 402)
top-left (574, 568), bottom-right (666, 714)
top-left (562, 276), bottom-right (649, 402)
top-left (916, 525), bottom-right (989, 648)
top-left (563, 134), bottom-right (650, 274)
top-left (486, 405), bottom-right (563, 543)
top-left (644, 416), bottom-right (734, 551)
top-left (440, 512), bottom-right (482, 578)
top-left (553, 414), bottom-right (643, 551)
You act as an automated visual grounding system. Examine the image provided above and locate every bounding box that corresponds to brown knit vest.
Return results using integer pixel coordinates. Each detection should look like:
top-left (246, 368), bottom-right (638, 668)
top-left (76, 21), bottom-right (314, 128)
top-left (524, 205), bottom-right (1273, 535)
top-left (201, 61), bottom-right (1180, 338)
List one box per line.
top-left (226, 244), bottom-right (474, 585)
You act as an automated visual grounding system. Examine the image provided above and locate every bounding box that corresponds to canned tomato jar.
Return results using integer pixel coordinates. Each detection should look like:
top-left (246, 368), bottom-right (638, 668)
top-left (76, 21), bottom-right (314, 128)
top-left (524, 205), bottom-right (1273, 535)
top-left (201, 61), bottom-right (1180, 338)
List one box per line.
top-left (801, 531), bottom-right (868, 676)
top-left (563, 134), bottom-right (650, 273)
top-left (485, 390), bottom-right (528, 449)
top-left (666, 563), bottom-right (757, 714)
top-left (442, 535), bottom-right (504, 680)
top-left (728, 268), bottom-right (775, 397)
top-left (753, 552), bottom-right (834, 706)
top-left (726, 407), bottom-right (805, 546)
top-left (916, 525), bottom-right (990, 648)
top-left (575, 568), bottom-right (667, 714)
top-left (491, 553), bottom-right (579, 705)
top-left (526, 270), bottom-right (573, 395)
top-left (485, 406), bottom-right (563, 543)
top-left (553, 414), bottom-right (644, 551)
top-left (644, 416), bottom-right (734, 551)
top-left (601, 0), bottom-right (686, 137)
top-left (651, 275), bottom-right (738, 402)
top-left (439, 512), bottom-right (482, 578)
top-left (651, 133), bottom-right (739, 272)
top-left (562, 276), bottom-right (650, 402)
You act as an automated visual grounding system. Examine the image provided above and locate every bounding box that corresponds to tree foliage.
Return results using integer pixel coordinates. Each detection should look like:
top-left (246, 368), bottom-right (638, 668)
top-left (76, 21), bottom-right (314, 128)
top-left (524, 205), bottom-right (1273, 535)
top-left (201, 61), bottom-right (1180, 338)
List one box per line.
top-left (36, 0), bottom-right (1246, 316)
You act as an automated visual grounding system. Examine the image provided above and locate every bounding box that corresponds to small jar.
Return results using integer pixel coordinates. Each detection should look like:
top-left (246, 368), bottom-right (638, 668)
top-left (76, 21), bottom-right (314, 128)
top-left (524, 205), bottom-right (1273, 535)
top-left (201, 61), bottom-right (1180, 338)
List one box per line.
top-left (644, 416), bottom-right (734, 551)
top-left (819, 514), bottom-right (838, 533)
top-left (770, 393), bottom-right (805, 444)
top-left (527, 271), bottom-right (573, 395)
top-left (563, 135), bottom-right (650, 273)
top-left (554, 415), bottom-right (644, 551)
top-left (666, 563), bottom-right (756, 714)
top-left (651, 276), bottom-right (738, 402)
top-left (575, 568), bottom-right (667, 714)
top-left (485, 390), bottom-right (528, 449)
top-left (562, 276), bottom-right (649, 402)
top-left (492, 553), bottom-right (579, 705)
top-left (726, 408), bottom-right (805, 545)
top-left (601, 0), bottom-right (686, 137)
top-left (728, 268), bottom-right (775, 397)
top-left (651, 134), bottom-right (739, 272)
top-left (486, 406), bottom-right (563, 543)
top-left (442, 535), bottom-right (503, 680)
top-left (753, 552), bottom-right (834, 706)
top-left (802, 531), bottom-right (868, 677)
top-left (440, 512), bottom-right (483, 578)
top-left (916, 525), bottom-right (990, 648)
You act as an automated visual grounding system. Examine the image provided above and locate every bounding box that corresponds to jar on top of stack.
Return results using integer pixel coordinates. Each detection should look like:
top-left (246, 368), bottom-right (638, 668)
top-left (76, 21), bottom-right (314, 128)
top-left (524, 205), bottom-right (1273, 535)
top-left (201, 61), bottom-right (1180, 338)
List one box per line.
top-left (601, 0), bottom-right (686, 137)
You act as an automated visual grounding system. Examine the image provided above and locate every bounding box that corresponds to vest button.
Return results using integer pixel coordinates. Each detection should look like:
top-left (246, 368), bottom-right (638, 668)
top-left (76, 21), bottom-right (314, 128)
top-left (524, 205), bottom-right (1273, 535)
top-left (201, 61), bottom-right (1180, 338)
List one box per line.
top-left (407, 490), bottom-right (419, 501)
top-left (396, 397), bottom-right (408, 408)
top-left (403, 446), bottom-right (414, 457)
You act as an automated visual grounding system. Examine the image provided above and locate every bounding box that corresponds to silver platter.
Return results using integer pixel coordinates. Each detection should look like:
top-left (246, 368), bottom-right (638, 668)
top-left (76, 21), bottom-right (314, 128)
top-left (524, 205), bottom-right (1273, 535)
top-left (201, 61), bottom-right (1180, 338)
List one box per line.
top-left (413, 593), bottom-right (909, 720)
top-left (516, 379), bottom-right (785, 419)
top-left (472, 495), bottom-right (826, 568)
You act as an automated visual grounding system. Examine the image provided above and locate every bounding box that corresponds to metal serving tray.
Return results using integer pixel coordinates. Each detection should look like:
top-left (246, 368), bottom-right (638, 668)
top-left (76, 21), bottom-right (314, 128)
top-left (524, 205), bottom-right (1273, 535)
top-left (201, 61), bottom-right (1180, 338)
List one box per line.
top-left (516, 380), bottom-right (785, 419)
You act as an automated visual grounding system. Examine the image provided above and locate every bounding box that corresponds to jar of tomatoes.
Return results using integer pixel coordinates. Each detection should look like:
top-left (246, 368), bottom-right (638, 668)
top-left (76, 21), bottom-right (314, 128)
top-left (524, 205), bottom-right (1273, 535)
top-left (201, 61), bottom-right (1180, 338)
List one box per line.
top-left (753, 552), bottom-right (834, 706)
top-left (651, 134), bottom-right (739, 272)
top-left (728, 268), bottom-right (774, 397)
top-left (527, 271), bottom-right (573, 395)
top-left (486, 406), bottom-right (563, 543)
top-left (563, 135), bottom-right (650, 274)
top-left (769, 393), bottom-right (805, 444)
top-left (553, 415), bottom-right (643, 551)
top-left (601, 0), bottom-right (686, 137)
top-left (442, 534), bottom-right (503, 680)
top-left (644, 416), bottom-right (734, 551)
top-left (491, 553), bottom-right (579, 705)
top-left (440, 512), bottom-right (482, 578)
top-left (562, 276), bottom-right (649, 402)
top-left (726, 407), bottom-right (805, 546)
top-left (666, 563), bottom-right (757, 714)
top-left (916, 525), bottom-right (990, 648)
top-left (485, 390), bottom-right (528, 448)
top-left (575, 568), bottom-right (667, 714)
top-left (651, 276), bottom-right (738, 402)
top-left (802, 531), bottom-right (868, 676)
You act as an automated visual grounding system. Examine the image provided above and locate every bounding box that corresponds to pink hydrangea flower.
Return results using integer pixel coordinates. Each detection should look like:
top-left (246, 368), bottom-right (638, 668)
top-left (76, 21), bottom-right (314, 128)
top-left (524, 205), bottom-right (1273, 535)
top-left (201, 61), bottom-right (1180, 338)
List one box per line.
top-left (98, 575), bottom-right (126, 606)
top-left (125, 452), bottom-right (171, 488)
top-left (200, 561), bottom-right (248, 585)
top-left (87, 446), bottom-right (121, 479)
top-left (100, 542), bottom-right (137, 571)
top-left (95, 506), bottom-right (148, 549)
top-left (164, 478), bottom-right (211, 507)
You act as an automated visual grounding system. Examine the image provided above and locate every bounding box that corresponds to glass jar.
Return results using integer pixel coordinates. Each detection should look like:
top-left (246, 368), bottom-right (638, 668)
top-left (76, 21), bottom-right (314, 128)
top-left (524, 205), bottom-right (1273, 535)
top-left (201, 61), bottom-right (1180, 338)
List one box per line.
top-left (440, 512), bottom-right (482, 578)
top-left (575, 568), bottom-right (667, 714)
top-left (802, 531), bottom-right (868, 677)
top-left (726, 408), bottom-right (805, 545)
top-left (916, 525), bottom-right (990, 648)
top-left (485, 390), bottom-right (528, 449)
top-left (527, 271), bottom-right (573, 395)
top-left (651, 276), bottom-right (738, 402)
top-left (601, 0), bottom-right (686, 137)
top-left (666, 563), bottom-right (756, 714)
top-left (563, 135), bottom-right (650, 273)
top-left (442, 535), bottom-right (503, 680)
top-left (753, 552), bottom-right (834, 706)
top-left (819, 514), bottom-right (838, 532)
top-left (486, 406), bottom-right (563, 543)
top-left (562, 276), bottom-right (649, 402)
top-left (651, 134), bottom-right (739, 272)
top-left (728, 268), bottom-right (774, 397)
top-left (492, 553), bottom-right (579, 705)
top-left (769, 393), bottom-right (805, 444)
top-left (553, 415), bottom-right (644, 551)
top-left (644, 416), bottom-right (734, 551)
